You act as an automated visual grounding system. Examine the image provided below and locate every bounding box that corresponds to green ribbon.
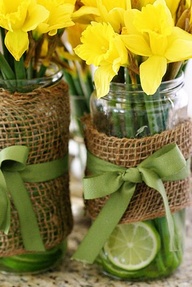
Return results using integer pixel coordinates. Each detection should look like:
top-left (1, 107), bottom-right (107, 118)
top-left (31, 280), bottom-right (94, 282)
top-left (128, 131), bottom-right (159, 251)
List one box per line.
top-left (72, 143), bottom-right (190, 263)
top-left (0, 145), bottom-right (68, 252)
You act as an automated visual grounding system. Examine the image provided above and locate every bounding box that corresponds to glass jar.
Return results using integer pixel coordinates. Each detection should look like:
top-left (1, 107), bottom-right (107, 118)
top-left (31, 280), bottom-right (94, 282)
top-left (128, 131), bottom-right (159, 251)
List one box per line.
top-left (90, 73), bottom-right (188, 138)
top-left (89, 74), bottom-right (190, 280)
top-left (0, 64), bottom-right (72, 274)
top-left (0, 242), bottom-right (67, 274)
top-left (0, 62), bottom-right (63, 93)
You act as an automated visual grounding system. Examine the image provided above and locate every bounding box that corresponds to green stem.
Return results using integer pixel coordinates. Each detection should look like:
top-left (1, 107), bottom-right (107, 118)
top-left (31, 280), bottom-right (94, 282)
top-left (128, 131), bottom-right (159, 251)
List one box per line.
top-left (37, 64), bottom-right (47, 78)
top-left (63, 70), bottom-right (79, 95)
top-left (26, 61), bottom-right (33, 80)
top-left (124, 68), bottom-right (136, 138)
top-left (144, 89), bottom-right (166, 135)
top-left (124, 93), bottom-right (135, 138)
top-left (0, 52), bottom-right (15, 80)
top-left (0, 28), bottom-right (14, 72)
top-left (70, 74), bottom-right (85, 96)
top-left (134, 93), bottom-right (148, 138)
top-left (64, 70), bottom-right (91, 114)
top-left (80, 72), bottom-right (93, 105)
top-left (110, 98), bottom-right (123, 137)
top-left (85, 72), bottom-right (94, 99)
top-left (163, 62), bottom-right (183, 81)
top-left (14, 58), bottom-right (26, 79)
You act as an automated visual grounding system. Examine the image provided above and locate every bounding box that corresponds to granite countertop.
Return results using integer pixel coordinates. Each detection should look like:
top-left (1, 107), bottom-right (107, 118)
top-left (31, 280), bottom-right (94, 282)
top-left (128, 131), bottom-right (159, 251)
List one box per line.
top-left (1, 179), bottom-right (192, 287)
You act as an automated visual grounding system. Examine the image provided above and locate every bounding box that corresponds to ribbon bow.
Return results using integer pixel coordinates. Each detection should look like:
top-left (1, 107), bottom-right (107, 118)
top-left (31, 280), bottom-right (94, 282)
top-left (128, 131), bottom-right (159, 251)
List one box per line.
top-left (72, 143), bottom-right (190, 263)
top-left (0, 145), bottom-right (67, 252)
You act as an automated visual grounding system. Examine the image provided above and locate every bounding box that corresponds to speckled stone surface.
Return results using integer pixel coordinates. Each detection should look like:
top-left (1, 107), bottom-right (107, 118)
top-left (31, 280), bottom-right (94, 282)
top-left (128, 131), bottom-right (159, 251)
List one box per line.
top-left (0, 190), bottom-right (192, 287)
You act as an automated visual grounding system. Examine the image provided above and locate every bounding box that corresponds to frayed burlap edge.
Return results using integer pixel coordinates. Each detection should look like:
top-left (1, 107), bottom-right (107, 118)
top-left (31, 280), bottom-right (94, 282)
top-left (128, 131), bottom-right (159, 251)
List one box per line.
top-left (82, 115), bottom-right (192, 223)
top-left (0, 80), bottom-right (73, 257)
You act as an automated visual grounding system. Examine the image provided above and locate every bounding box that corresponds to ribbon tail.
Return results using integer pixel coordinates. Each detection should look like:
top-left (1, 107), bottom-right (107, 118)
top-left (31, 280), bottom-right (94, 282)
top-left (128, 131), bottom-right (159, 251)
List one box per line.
top-left (142, 170), bottom-right (176, 251)
top-left (72, 183), bottom-right (136, 264)
top-left (155, 182), bottom-right (176, 251)
top-left (0, 194), bottom-right (10, 235)
top-left (4, 171), bottom-right (45, 252)
top-left (0, 171), bottom-right (11, 234)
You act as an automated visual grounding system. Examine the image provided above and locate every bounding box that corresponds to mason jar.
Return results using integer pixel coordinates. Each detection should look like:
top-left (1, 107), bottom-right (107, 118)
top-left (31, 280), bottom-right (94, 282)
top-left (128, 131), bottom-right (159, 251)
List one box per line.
top-left (0, 63), bottom-right (73, 274)
top-left (90, 74), bottom-right (188, 138)
top-left (85, 73), bottom-right (191, 280)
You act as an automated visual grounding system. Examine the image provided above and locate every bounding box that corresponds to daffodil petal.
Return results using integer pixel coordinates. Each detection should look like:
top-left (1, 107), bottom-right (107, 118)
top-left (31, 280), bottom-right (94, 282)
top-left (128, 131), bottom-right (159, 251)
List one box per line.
top-left (72, 6), bottom-right (99, 23)
top-left (98, 0), bottom-right (131, 10)
top-left (109, 35), bottom-right (128, 66)
top-left (121, 34), bottom-right (151, 56)
top-left (66, 23), bottom-right (87, 48)
top-left (96, 2), bottom-right (125, 32)
top-left (165, 0), bottom-right (182, 19)
top-left (5, 30), bottom-right (28, 61)
top-left (140, 55), bottom-right (167, 95)
top-left (94, 65), bottom-right (116, 98)
top-left (166, 27), bottom-right (192, 61)
top-left (149, 32), bottom-right (168, 56)
top-left (22, 3), bottom-right (49, 31)
top-left (37, 0), bottom-right (75, 35)
top-left (123, 9), bottom-right (138, 34)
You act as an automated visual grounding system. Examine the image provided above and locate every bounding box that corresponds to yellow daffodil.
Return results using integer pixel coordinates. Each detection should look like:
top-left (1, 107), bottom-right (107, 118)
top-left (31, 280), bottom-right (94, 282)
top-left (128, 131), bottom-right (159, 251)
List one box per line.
top-left (72, 0), bottom-right (99, 24)
top-left (95, 0), bottom-right (131, 32)
top-left (59, 23), bottom-right (87, 63)
top-left (66, 23), bottom-right (88, 49)
top-left (121, 0), bottom-right (192, 95)
top-left (132, 0), bottom-right (191, 22)
top-left (36, 0), bottom-right (75, 36)
top-left (74, 22), bottom-right (128, 98)
top-left (74, 21), bottom-right (115, 67)
top-left (0, 0), bottom-right (49, 61)
top-left (72, 0), bottom-right (131, 32)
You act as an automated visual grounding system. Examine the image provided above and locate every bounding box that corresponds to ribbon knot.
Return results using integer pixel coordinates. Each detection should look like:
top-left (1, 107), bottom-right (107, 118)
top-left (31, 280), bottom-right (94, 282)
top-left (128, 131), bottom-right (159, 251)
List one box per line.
top-left (0, 145), bottom-right (68, 253)
top-left (121, 167), bottom-right (142, 183)
top-left (72, 143), bottom-right (190, 264)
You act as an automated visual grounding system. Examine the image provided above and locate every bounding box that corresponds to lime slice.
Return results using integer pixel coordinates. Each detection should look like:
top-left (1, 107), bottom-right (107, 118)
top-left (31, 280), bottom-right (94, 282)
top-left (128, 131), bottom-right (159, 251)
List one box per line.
top-left (103, 221), bottom-right (160, 271)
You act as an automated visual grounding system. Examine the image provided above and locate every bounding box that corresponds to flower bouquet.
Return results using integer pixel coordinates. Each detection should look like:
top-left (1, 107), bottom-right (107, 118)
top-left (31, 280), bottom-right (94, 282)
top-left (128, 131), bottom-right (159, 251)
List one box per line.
top-left (0, 0), bottom-right (76, 274)
top-left (0, 0), bottom-right (76, 88)
top-left (72, 0), bottom-right (192, 280)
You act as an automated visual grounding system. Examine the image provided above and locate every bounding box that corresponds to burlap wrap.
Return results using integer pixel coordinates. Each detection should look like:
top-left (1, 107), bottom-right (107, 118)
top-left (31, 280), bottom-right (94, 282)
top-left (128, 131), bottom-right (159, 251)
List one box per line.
top-left (83, 115), bottom-right (192, 224)
top-left (0, 80), bottom-right (73, 257)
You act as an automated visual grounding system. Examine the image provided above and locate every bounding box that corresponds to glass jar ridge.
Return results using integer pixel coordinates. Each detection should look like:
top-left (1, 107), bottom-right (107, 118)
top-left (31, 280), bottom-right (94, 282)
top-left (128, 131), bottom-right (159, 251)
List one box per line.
top-left (0, 62), bottom-right (63, 93)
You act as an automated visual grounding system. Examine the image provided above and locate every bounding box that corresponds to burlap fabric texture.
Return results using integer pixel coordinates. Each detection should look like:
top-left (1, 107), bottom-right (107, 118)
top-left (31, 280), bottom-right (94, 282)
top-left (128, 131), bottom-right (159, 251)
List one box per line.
top-left (83, 115), bottom-right (192, 224)
top-left (0, 80), bottom-right (73, 257)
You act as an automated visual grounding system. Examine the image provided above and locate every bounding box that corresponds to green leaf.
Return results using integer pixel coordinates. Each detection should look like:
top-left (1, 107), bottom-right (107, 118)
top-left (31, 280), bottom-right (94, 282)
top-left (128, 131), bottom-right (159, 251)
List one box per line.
top-left (14, 57), bottom-right (26, 79)
top-left (0, 52), bottom-right (15, 80)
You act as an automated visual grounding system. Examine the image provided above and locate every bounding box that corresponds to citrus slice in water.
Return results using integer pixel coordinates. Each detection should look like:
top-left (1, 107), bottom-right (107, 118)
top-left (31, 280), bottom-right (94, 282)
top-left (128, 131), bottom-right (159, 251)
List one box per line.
top-left (103, 221), bottom-right (160, 271)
